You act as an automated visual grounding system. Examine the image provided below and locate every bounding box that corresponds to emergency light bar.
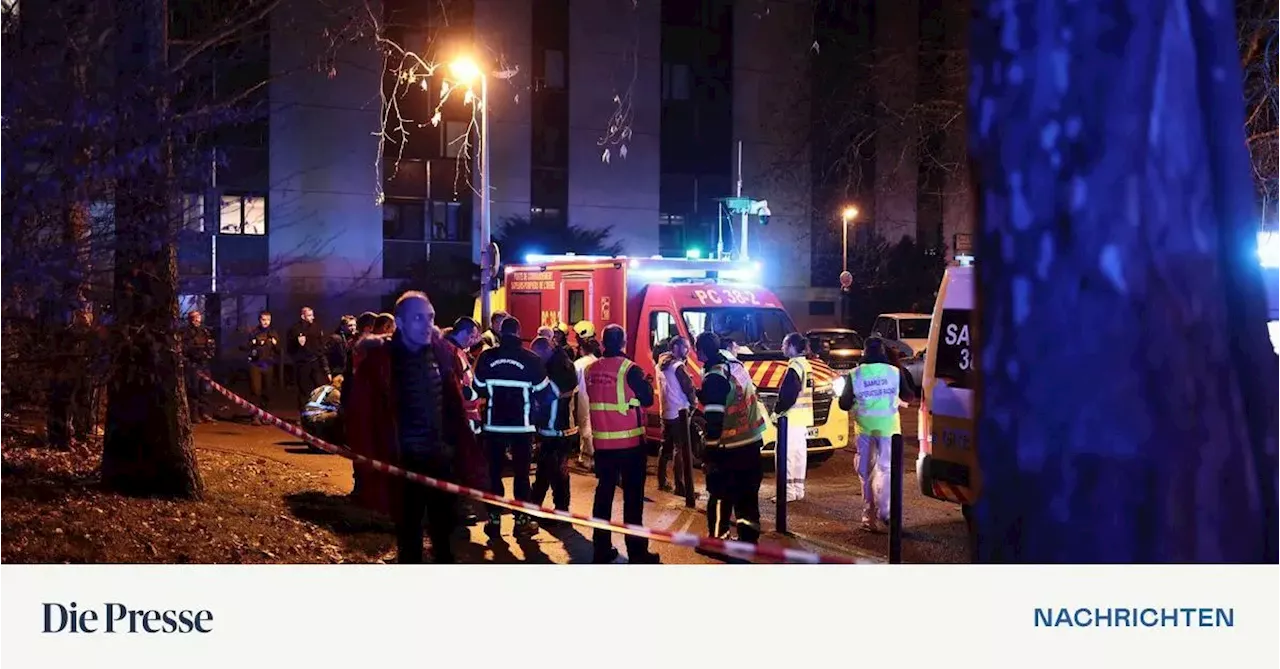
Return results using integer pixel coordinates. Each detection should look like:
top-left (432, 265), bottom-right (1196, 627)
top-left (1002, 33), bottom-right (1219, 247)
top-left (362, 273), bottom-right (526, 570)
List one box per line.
top-left (524, 253), bottom-right (621, 264)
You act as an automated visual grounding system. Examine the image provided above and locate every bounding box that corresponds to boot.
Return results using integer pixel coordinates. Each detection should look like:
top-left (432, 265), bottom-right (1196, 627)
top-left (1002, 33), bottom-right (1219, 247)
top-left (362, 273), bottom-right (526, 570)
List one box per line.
top-left (657, 453), bottom-right (672, 492)
top-left (484, 511), bottom-right (502, 540)
top-left (514, 513), bottom-right (540, 537)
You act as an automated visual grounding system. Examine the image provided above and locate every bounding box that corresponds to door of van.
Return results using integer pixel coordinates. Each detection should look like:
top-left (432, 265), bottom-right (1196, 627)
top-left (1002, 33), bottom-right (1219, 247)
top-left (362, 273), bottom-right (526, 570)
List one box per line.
top-left (635, 306), bottom-right (681, 441)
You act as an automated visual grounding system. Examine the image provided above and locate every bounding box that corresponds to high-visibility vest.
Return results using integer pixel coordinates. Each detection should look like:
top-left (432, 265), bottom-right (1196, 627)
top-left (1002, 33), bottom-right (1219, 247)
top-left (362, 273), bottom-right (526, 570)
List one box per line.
top-left (850, 362), bottom-right (901, 436)
top-left (780, 356), bottom-right (814, 427)
top-left (585, 356), bottom-right (644, 450)
top-left (449, 342), bottom-right (483, 434)
top-left (704, 363), bottom-right (767, 448)
top-left (302, 385), bottom-right (339, 420)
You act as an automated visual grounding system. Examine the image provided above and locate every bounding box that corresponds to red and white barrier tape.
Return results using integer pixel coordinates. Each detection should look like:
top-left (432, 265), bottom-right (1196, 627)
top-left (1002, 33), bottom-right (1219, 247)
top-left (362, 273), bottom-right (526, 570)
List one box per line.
top-left (200, 373), bottom-right (861, 564)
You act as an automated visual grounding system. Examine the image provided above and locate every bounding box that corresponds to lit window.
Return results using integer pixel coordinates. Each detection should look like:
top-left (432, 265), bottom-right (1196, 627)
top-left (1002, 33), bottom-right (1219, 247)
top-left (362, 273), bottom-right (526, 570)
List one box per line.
top-left (544, 49), bottom-right (566, 89)
top-left (431, 201), bottom-right (466, 241)
top-left (219, 195), bottom-right (266, 235)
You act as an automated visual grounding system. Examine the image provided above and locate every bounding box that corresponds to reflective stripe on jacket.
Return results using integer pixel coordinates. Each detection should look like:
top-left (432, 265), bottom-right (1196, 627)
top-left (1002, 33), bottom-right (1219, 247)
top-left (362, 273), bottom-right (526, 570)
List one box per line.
top-left (780, 356), bottom-right (815, 427)
top-left (584, 356), bottom-right (643, 449)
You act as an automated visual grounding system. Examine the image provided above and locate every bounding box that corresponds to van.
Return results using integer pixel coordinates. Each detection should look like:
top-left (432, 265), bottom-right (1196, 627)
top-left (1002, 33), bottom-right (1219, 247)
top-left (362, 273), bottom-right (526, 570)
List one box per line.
top-left (915, 265), bottom-right (977, 545)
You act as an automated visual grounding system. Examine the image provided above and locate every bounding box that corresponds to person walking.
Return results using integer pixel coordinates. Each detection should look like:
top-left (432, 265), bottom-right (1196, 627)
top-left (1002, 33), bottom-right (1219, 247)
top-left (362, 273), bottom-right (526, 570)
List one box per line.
top-left (695, 331), bottom-right (767, 545)
top-left (584, 324), bottom-right (660, 564)
top-left (242, 310), bottom-right (280, 424)
top-left (656, 335), bottom-right (697, 496)
top-left (530, 336), bottom-right (578, 519)
top-left (343, 291), bottom-right (470, 563)
top-left (771, 332), bottom-right (815, 502)
top-left (838, 336), bottom-right (913, 532)
top-left (473, 316), bottom-right (549, 538)
top-left (181, 310), bottom-right (217, 423)
top-left (287, 306), bottom-right (330, 416)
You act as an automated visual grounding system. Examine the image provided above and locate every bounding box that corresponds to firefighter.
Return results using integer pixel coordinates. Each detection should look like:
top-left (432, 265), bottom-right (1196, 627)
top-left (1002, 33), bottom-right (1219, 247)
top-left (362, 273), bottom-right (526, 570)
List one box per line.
top-left (473, 315), bottom-right (550, 538)
top-left (771, 332), bottom-right (814, 503)
top-left (695, 331), bottom-right (766, 544)
top-left (572, 321), bottom-right (600, 470)
top-left (553, 322), bottom-right (577, 360)
top-left (530, 336), bottom-right (578, 519)
top-left (838, 336), bottom-right (911, 532)
top-left (657, 335), bottom-right (698, 496)
top-left (584, 324), bottom-right (660, 563)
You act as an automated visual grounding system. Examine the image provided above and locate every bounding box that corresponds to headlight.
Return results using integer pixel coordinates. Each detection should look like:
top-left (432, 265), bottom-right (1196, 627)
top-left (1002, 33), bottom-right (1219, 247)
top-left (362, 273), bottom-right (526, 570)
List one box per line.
top-left (831, 375), bottom-right (846, 397)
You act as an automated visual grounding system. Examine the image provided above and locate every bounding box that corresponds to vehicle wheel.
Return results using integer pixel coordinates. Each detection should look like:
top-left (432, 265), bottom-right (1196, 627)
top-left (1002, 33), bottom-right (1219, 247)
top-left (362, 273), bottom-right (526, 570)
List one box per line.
top-left (961, 503), bottom-right (978, 563)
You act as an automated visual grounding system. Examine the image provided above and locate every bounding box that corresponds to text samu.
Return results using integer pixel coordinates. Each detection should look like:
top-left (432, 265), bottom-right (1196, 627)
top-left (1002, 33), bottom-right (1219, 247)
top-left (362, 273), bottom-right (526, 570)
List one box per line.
top-left (43, 602), bottom-right (214, 634)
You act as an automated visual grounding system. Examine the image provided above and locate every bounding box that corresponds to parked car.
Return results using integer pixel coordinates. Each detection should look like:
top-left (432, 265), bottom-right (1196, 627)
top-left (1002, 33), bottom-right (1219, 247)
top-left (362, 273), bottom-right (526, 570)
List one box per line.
top-left (870, 312), bottom-right (933, 355)
top-left (900, 348), bottom-right (926, 394)
top-left (805, 328), bottom-right (864, 371)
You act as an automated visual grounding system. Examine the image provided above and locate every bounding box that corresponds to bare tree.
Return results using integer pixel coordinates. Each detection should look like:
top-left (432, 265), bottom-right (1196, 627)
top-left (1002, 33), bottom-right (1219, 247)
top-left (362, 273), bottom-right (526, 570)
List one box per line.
top-left (1238, 0), bottom-right (1277, 222)
top-left (970, 0), bottom-right (1278, 562)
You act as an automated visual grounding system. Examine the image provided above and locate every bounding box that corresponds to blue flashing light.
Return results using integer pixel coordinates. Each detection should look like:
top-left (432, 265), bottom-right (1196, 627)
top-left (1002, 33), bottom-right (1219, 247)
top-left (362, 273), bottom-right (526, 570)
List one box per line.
top-left (1259, 230), bottom-right (1279, 269)
top-left (686, 248), bottom-right (703, 259)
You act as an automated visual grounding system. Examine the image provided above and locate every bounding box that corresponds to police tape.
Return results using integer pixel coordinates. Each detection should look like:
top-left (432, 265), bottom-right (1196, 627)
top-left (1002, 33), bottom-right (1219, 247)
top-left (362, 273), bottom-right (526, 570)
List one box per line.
top-left (199, 373), bottom-right (861, 565)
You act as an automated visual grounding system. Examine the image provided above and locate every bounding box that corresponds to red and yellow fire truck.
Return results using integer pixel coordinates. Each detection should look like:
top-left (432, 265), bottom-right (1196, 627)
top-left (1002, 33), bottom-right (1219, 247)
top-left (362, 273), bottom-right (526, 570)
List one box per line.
top-left (476, 254), bottom-right (850, 460)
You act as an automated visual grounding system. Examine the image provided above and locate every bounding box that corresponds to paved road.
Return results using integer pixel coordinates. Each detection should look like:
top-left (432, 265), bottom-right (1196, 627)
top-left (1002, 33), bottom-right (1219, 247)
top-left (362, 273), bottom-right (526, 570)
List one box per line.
top-left (200, 393), bottom-right (965, 564)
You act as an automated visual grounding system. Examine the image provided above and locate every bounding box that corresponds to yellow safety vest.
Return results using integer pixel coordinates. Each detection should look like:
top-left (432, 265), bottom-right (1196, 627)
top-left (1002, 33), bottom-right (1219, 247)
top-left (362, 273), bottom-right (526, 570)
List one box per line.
top-left (850, 362), bottom-right (901, 436)
top-left (780, 356), bottom-right (814, 427)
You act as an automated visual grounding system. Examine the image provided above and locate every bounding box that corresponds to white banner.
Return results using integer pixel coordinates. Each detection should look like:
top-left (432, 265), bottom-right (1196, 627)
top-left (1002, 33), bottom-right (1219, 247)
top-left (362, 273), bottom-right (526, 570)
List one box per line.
top-left (2, 565), bottom-right (1276, 668)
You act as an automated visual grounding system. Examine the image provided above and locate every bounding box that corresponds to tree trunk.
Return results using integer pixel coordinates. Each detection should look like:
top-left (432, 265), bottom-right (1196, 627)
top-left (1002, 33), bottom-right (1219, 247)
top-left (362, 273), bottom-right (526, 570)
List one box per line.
top-left (101, 0), bottom-right (203, 498)
top-left (969, 0), bottom-right (1277, 562)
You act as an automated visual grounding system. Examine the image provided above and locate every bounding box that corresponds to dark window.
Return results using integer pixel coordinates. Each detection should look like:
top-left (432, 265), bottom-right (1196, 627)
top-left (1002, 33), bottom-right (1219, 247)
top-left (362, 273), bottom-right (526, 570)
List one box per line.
top-left (808, 301), bottom-right (836, 316)
top-left (430, 201), bottom-right (469, 241)
top-left (534, 125), bottom-right (565, 166)
top-left (530, 206), bottom-right (565, 226)
top-left (383, 240), bottom-right (428, 279)
top-left (568, 289), bottom-right (585, 325)
top-left (658, 213), bottom-right (685, 256)
top-left (383, 201), bottom-right (426, 241)
top-left (443, 120), bottom-right (471, 159)
top-left (532, 167), bottom-right (568, 209)
top-left (662, 63), bottom-right (691, 101)
top-left (544, 49), bottom-right (566, 89)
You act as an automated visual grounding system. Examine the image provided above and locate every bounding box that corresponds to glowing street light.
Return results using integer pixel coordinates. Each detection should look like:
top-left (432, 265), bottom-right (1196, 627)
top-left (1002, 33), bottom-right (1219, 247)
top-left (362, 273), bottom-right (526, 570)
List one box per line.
top-left (449, 55), bottom-right (493, 324)
top-left (841, 206), bottom-right (859, 273)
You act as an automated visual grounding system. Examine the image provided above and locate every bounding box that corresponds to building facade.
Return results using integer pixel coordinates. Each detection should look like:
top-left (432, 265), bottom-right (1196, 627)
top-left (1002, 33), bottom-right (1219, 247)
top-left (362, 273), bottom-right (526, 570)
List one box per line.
top-left (180, 0), bottom-right (830, 363)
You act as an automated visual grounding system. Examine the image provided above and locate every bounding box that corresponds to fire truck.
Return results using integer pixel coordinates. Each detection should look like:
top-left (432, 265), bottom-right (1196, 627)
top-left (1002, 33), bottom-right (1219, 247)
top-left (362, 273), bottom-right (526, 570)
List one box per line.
top-left (476, 253), bottom-right (850, 461)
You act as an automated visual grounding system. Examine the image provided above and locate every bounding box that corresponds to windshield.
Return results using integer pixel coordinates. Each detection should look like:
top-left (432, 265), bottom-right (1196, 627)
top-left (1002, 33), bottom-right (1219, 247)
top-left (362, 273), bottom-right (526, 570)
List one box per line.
top-left (809, 332), bottom-right (863, 351)
top-left (898, 318), bottom-right (932, 340)
top-left (682, 307), bottom-right (796, 353)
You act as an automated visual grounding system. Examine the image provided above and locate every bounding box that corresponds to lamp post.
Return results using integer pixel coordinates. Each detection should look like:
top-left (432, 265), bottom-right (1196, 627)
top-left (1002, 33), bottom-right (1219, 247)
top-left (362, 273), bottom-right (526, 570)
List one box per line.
top-left (841, 206), bottom-right (859, 273)
top-left (450, 57), bottom-right (492, 325)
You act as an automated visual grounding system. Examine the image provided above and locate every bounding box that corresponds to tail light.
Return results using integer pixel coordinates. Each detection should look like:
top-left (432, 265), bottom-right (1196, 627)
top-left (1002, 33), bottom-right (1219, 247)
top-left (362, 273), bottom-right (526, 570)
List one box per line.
top-left (918, 395), bottom-right (931, 454)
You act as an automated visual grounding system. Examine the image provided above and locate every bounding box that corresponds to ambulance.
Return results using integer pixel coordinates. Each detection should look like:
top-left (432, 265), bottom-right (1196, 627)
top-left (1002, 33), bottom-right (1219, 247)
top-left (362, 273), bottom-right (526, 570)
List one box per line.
top-left (477, 253), bottom-right (850, 460)
top-left (915, 263), bottom-right (978, 548)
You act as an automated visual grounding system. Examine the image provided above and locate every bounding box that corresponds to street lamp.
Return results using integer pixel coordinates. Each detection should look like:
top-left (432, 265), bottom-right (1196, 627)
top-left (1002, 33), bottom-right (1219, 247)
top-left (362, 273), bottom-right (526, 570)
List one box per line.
top-left (841, 206), bottom-right (859, 273)
top-left (449, 56), bottom-right (493, 325)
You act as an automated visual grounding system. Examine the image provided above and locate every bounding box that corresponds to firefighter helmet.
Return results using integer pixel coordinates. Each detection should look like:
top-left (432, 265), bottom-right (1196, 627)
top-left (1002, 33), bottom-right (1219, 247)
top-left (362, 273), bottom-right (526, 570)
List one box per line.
top-left (573, 321), bottom-right (596, 339)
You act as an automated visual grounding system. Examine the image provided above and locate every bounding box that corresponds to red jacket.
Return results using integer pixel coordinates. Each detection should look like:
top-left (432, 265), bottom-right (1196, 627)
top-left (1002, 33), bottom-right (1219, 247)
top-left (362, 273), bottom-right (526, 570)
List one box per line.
top-left (344, 334), bottom-right (476, 520)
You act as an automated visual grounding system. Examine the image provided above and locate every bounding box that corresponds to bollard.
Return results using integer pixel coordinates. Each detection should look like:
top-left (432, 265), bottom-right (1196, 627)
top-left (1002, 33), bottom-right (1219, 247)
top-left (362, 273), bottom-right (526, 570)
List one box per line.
top-left (680, 409), bottom-right (695, 509)
top-left (776, 415), bottom-right (788, 534)
top-left (889, 434), bottom-right (903, 564)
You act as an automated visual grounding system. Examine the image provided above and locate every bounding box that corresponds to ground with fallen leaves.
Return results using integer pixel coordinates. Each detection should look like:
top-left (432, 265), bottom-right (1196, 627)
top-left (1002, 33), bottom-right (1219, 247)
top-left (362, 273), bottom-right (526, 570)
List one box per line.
top-left (1, 420), bottom-right (397, 564)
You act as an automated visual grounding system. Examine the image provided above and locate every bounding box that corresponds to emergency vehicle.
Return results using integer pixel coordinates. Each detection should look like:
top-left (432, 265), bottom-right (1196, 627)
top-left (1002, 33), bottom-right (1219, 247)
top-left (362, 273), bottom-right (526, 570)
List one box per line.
top-left (476, 254), bottom-right (850, 459)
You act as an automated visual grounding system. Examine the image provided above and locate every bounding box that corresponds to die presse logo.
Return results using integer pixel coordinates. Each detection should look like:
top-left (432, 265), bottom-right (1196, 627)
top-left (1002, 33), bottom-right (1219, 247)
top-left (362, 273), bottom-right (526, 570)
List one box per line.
top-left (43, 602), bottom-right (213, 634)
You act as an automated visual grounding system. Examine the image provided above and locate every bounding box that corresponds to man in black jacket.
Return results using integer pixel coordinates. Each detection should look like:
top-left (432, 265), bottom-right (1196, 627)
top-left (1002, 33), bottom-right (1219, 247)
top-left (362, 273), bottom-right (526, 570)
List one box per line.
top-left (473, 316), bottom-right (550, 538)
top-left (287, 306), bottom-right (330, 415)
top-left (326, 315), bottom-right (356, 380)
top-left (530, 336), bottom-right (578, 518)
top-left (242, 310), bottom-right (281, 424)
top-left (181, 310), bottom-right (217, 423)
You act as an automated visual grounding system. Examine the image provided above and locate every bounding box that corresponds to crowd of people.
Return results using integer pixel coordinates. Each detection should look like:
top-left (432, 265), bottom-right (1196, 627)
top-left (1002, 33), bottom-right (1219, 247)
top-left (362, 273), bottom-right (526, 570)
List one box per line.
top-left (179, 292), bottom-right (915, 563)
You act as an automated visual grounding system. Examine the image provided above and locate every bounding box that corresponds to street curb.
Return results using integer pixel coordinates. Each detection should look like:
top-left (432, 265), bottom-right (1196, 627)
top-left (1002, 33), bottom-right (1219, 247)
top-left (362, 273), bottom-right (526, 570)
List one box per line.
top-left (779, 531), bottom-right (888, 564)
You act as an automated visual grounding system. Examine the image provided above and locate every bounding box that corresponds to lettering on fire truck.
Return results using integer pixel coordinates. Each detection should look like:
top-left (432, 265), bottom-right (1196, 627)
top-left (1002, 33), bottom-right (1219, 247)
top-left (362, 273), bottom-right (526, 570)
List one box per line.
top-left (691, 288), bottom-right (761, 306)
top-left (509, 271), bottom-right (555, 291)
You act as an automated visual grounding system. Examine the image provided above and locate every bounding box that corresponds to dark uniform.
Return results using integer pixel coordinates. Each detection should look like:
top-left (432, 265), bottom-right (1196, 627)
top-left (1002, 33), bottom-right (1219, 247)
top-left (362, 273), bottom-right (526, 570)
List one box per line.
top-left (531, 344), bottom-right (578, 513)
top-left (287, 318), bottom-right (330, 414)
top-left (699, 350), bottom-right (767, 543)
top-left (242, 325), bottom-right (280, 416)
top-left (473, 331), bottom-right (551, 535)
top-left (181, 321), bottom-right (217, 422)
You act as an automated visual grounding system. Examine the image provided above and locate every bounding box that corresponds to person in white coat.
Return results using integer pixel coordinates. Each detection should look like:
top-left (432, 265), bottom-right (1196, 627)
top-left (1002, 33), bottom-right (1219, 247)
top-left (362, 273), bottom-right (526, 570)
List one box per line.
top-left (771, 332), bottom-right (813, 502)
